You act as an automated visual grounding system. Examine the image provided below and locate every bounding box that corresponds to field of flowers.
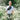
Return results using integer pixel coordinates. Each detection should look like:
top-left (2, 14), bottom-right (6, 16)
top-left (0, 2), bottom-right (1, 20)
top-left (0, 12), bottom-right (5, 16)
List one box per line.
top-left (0, 6), bottom-right (20, 20)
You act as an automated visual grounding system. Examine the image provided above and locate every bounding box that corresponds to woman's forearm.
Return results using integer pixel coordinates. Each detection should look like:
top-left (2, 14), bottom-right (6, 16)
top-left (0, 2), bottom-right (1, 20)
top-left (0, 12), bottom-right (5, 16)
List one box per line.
top-left (12, 11), bottom-right (14, 15)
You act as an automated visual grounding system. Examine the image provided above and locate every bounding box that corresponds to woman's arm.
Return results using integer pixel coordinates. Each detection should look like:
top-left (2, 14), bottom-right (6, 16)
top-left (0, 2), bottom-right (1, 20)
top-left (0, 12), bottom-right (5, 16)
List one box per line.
top-left (5, 10), bottom-right (7, 20)
top-left (12, 10), bottom-right (14, 15)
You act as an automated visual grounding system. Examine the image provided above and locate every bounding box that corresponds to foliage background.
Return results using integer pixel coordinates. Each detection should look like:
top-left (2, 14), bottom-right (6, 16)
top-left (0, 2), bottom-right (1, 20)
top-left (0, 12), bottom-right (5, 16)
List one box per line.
top-left (0, 0), bottom-right (20, 20)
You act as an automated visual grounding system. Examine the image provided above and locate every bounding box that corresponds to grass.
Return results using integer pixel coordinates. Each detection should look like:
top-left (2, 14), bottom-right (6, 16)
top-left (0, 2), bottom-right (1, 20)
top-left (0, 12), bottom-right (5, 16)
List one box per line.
top-left (0, 8), bottom-right (20, 20)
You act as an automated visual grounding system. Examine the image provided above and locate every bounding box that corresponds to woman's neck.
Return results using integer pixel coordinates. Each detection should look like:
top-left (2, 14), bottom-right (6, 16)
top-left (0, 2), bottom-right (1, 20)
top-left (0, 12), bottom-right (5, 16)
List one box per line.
top-left (9, 5), bottom-right (11, 6)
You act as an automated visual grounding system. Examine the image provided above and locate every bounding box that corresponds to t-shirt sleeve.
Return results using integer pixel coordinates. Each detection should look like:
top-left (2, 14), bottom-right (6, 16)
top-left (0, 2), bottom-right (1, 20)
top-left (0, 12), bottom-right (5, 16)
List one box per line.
top-left (12, 6), bottom-right (14, 11)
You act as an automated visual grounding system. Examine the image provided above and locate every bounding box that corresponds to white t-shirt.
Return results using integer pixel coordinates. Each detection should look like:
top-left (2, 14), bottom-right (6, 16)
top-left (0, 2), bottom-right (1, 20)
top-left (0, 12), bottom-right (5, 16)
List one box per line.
top-left (5, 6), bottom-right (14, 14)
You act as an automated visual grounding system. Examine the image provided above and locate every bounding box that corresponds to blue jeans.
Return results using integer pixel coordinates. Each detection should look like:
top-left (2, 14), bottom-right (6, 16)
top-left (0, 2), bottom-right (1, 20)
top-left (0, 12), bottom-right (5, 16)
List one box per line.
top-left (7, 14), bottom-right (12, 17)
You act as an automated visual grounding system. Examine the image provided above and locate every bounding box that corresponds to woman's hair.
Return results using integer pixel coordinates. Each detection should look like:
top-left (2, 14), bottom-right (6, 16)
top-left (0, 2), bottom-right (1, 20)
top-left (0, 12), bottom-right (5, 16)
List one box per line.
top-left (8, 1), bottom-right (12, 3)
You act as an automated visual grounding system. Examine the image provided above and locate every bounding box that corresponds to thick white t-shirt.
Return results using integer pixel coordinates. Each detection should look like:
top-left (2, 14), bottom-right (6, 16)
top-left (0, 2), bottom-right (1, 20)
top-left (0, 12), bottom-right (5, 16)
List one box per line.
top-left (5, 6), bottom-right (14, 14)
